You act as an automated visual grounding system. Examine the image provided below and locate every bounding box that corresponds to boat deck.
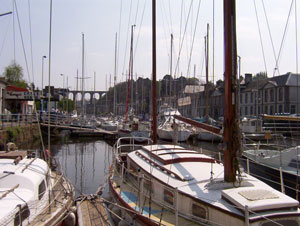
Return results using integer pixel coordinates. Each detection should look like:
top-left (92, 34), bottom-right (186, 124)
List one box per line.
top-left (77, 196), bottom-right (111, 226)
top-left (111, 177), bottom-right (200, 226)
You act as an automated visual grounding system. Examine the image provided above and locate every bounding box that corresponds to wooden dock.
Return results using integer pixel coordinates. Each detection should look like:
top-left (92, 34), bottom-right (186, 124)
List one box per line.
top-left (76, 195), bottom-right (112, 226)
top-left (40, 123), bottom-right (118, 139)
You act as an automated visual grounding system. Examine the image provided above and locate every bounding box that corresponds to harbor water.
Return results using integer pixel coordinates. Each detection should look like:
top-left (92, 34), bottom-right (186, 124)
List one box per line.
top-left (50, 137), bottom-right (113, 198)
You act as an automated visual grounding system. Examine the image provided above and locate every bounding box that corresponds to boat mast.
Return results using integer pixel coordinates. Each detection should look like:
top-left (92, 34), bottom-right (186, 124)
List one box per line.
top-left (114, 32), bottom-right (117, 115)
top-left (169, 33), bottom-right (173, 107)
top-left (81, 33), bottom-right (85, 117)
top-left (152, 0), bottom-right (157, 143)
top-left (125, 25), bottom-right (135, 121)
top-left (223, 0), bottom-right (239, 182)
top-left (94, 72), bottom-right (96, 117)
top-left (47, 0), bottom-right (53, 160)
top-left (205, 24), bottom-right (209, 121)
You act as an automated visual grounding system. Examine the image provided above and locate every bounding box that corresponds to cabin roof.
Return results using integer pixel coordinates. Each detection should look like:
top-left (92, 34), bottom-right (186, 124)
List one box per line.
top-left (127, 144), bottom-right (299, 217)
top-left (0, 154), bottom-right (49, 220)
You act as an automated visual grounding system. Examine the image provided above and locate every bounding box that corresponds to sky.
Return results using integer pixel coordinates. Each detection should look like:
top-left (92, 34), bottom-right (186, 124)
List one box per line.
top-left (0, 0), bottom-right (298, 94)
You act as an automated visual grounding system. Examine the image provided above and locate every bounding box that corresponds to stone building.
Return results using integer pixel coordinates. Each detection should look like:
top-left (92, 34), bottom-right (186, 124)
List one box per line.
top-left (177, 72), bottom-right (300, 119)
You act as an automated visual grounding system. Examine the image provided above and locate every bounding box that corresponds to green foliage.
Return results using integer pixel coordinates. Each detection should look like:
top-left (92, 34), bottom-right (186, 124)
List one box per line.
top-left (4, 62), bottom-right (27, 88)
top-left (6, 126), bottom-right (21, 142)
top-left (253, 71), bottom-right (267, 81)
top-left (58, 99), bottom-right (75, 113)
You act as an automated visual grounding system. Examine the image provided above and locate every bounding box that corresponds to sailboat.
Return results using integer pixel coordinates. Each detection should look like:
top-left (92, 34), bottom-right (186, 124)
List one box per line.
top-left (194, 24), bottom-right (222, 142)
top-left (108, 0), bottom-right (300, 225)
top-left (0, 147), bottom-right (75, 226)
top-left (157, 104), bottom-right (191, 142)
top-left (0, 2), bottom-right (75, 224)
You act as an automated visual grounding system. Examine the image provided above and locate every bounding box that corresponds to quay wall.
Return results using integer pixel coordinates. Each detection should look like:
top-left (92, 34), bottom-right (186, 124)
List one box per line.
top-left (0, 125), bottom-right (41, 150)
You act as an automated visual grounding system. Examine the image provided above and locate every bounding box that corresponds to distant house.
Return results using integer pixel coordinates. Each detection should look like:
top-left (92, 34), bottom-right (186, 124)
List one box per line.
top-left (5, 85), bottom-right (36, 114)
top-left (176, 72), bottom-right (300, 120)
top-left (0, 78), bottom-right (7, 114)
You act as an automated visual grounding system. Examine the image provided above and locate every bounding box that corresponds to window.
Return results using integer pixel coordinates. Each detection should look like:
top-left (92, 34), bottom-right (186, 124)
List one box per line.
top-left (192, 203), bottom-right (207, 219)
top-left (14, 204), bottom-right (30, 226)
top-left (163, 189), bottom-right (174, 205)
top-left (38, 180), bottom-right (46, 200)
top-left (144, 178), bottom-right (153, 193)
top-left (240, 93), bottom-right (243, 104)
top-left (265, 106), bottom-right (268, 114)
top-left (279, 105), bottom-right (283, 113)
top-left (250, 106), bottom-right (253, 115)
top-left (270, 89), bottom-right (274, 102)
top-left (245, 106), bottom-right (248, 115)
top-left (264, 90), bottom-right (268, 102)
top-left (270, 106), bottom-right (273, 115)
top-left (291, 105), bottom-right (296, 114)
top-left (245, 93), bottom-right (248, 104)
top-left (250, 93), bottom-right (253, 103)
top-left (278, 88), bottom-right (283, 101)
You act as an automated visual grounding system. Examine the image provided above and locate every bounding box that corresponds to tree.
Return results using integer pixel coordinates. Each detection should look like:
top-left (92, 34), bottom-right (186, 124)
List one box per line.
top-left (4, 62), bottom-right (27, 88)
top-left (253, 71), bottom-right (267, 81)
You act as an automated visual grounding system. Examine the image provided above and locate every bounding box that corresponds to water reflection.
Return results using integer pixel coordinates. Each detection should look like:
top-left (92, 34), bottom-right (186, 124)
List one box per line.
top-left (51, 138), bottom-right (113, 197)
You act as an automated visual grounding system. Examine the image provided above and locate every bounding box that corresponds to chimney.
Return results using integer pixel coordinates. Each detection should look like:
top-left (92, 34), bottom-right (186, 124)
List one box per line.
top-left (245, 73), bottom-right (252, 84)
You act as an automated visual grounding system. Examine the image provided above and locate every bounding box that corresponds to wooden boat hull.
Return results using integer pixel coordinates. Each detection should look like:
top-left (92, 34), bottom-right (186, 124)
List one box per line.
top-left (109, 177), bottom-right (158, 226)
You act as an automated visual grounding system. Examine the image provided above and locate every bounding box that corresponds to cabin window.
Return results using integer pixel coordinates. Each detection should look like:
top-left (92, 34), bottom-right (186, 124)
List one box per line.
top-left (14, 204), bottom-right (30, 226)
top-left (288, 159), bottom-right (300, 169)
top-left (38, 180), bottom-right (46, 200)
top-left (143, 178), bottom-right (153, 193)
top-left (192, 203), bottom-right (207, 219)
top-left (163, 189), bottom-right (174, 205)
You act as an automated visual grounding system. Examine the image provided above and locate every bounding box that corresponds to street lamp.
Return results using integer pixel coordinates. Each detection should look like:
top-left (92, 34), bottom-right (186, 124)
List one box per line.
top-left (42, 56), bottom-right (47, 91)
top-left (60, 73), bottom-right (65, 112)
top-left (41, 56), bottom-right (46, 112)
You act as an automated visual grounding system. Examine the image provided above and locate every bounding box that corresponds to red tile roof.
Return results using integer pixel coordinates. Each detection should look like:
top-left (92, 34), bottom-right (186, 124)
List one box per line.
top-left (7, 85), bottom-right (28, 92)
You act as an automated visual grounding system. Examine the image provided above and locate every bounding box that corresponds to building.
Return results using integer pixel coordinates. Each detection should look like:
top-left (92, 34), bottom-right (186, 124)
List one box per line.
top-left (239, 72), bottom-right (300, 117)
top-left (177, 72), bottom-right (300, 120)
top-left (0, 78), bottom-right (7, 114)
top-left (5, 85), bottom-right (39, 114)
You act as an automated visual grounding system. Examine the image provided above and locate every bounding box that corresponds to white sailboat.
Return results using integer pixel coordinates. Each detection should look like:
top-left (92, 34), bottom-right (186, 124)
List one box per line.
top-left (108, 0), bottom-right (300, 225)
top-left (157, 104), bottom-right (191, 142)
top-left (0, 149), bottom-right (74, 226)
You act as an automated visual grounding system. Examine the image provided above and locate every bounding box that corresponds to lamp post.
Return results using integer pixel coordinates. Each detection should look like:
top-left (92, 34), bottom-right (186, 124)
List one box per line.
top-left (60, 73), bottom-right (65, 112)
top-left (41, 56), bottom-right (46, 112)
top-left (66, 75), bottom-right (69, 114)
top-left (42, 56), bottom-right (47, 90)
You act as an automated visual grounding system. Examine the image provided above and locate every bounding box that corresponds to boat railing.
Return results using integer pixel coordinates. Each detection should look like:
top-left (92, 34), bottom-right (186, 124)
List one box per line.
top-left (0, 171), bottom-right (73, 226)
top-left (113, 158), bottom-right (208, 225)
top-left (238, 156), bottom-right (300, 199)
top-left (113, 137), bottom-right (153, 156)
top-left (0, 113), bottom-right (37, 129)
